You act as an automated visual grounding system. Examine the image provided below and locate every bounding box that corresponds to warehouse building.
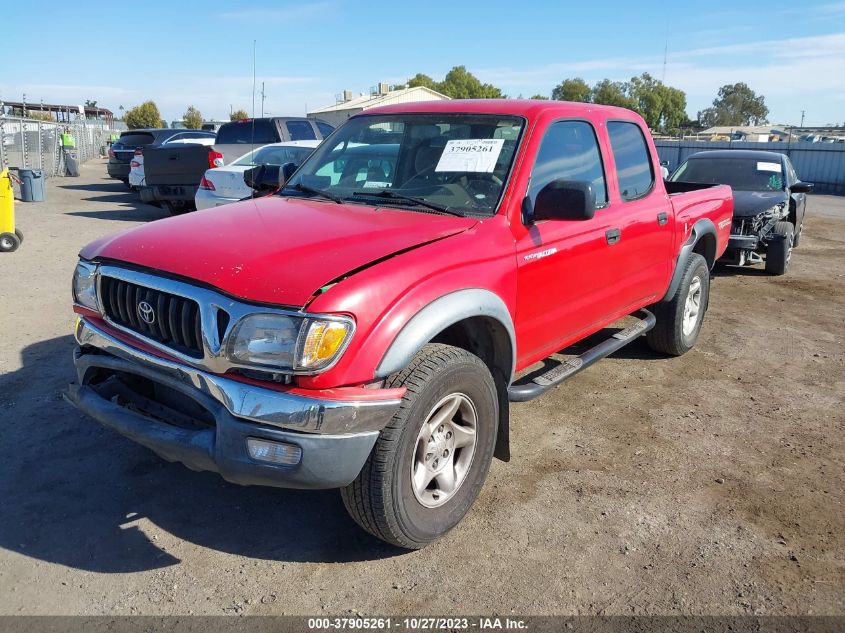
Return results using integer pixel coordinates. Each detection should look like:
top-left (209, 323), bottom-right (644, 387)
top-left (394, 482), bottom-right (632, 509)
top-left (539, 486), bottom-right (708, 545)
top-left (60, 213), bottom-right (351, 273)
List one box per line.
top-left (307, 83), bottom-right (450, 127)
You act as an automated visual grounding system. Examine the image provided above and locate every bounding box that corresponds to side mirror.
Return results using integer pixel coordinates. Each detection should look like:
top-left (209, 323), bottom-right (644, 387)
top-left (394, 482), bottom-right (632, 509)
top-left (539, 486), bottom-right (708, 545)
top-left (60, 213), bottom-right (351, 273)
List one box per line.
top-left (790, 181), bottom-right (814, 194)
top-left (526, 179), bottom-right (596, 223)
top-left (281, 161), bottom-right (299, 183)
top-left (660, 160), bottom-right (670, 168)
top-left (243, 164), bottom-right (283, 193)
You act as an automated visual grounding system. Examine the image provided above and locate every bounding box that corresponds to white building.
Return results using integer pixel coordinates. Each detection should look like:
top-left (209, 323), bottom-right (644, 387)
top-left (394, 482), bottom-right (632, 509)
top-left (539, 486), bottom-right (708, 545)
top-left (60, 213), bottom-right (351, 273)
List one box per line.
top-left (308, 83), bottom-right (450, 127)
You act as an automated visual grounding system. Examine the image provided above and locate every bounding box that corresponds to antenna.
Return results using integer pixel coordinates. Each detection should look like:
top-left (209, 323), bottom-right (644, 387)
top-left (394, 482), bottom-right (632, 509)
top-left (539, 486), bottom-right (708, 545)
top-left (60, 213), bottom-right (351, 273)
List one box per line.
top-left (260, 82), bottom-right (266, 118)
top-left (251, 39), bottom-right (257, 166)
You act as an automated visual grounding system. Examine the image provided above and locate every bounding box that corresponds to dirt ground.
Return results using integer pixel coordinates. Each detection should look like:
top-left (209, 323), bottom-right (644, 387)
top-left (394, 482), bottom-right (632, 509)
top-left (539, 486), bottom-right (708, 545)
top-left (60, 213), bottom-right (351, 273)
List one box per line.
top-left (0, 161), bottom-right (842, 616)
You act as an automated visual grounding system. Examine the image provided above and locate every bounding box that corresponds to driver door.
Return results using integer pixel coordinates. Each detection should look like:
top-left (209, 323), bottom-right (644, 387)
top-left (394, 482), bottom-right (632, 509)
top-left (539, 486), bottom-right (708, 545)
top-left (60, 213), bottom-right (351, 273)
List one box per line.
top-left (514, 119), bottom-right (624, 365)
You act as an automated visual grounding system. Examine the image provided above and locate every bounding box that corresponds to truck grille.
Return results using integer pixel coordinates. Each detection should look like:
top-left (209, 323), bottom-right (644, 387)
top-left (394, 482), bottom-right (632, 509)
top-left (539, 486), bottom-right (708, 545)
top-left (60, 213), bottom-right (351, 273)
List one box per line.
top-left (100, 276), bottom-right (203, 357)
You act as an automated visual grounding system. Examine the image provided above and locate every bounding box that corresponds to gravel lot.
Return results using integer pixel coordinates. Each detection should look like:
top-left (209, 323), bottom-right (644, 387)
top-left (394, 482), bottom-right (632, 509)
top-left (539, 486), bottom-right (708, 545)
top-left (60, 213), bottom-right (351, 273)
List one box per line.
top-left (0, 161), bottom-right (842, 616)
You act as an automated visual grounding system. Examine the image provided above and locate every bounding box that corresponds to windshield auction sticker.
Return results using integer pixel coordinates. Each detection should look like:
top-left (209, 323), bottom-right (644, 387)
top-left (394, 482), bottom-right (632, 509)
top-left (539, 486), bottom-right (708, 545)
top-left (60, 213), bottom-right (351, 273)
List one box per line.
top-left (757, 161), bottom-right (782, 172)
top-left (435, 138), bottom-right (505, 173)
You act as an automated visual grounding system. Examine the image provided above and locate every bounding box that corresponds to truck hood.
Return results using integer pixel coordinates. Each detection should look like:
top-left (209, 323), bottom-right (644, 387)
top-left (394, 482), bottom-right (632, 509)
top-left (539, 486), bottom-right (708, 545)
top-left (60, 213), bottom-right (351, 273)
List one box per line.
top-left (731, 190), bottom-right (788, 218)
top-left (81, 197), bottom-right (476, 306)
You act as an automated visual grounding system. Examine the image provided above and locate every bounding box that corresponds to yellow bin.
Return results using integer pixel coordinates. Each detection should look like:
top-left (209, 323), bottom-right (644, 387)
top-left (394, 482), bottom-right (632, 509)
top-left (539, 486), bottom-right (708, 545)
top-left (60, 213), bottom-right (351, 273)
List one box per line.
top-left (1, 168), bottom-right (23, 252)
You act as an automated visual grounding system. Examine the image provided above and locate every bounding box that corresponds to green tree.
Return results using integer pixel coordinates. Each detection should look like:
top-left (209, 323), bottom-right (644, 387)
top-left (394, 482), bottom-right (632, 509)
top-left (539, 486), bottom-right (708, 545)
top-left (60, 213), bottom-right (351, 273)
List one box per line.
top-left (530, 94), bottom-right (549, 100)
top-left (439, 66), bottom-right (504, 98)
top-left (183, 105), bottom-right (203, 129)
top-left (407, 73), bottom-right (439, 91)
top-left (406, 66), bottom-right (505, 99)
top-left (125, 101), bottom-right (163, 129)
top-left (627, 73), bottom-right (687, 131)
top-left (590, 79), bottom-right (635, 109)
top-left (230, 109), bottom-right (249, 121)
top-left (84, 99), bottom-right (98, 108)
top-left (552, 78), bottom-right (591, 102)
top-left (697, 83), bottom-right (769, 127)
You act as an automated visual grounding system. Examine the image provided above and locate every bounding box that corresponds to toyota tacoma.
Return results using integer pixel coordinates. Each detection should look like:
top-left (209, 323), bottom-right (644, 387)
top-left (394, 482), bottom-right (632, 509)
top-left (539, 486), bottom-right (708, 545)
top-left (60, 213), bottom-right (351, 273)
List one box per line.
top-left (66, 100), bottom-right (733, 548)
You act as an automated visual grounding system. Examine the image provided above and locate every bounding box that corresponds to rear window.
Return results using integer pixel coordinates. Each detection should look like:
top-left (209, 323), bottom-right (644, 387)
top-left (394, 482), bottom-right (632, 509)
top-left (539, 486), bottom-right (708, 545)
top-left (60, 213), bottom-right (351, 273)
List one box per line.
top-left (118, 132), bottom-right (155, 147)
top-left (286, 121), bottom-right (317, 141)
top-left (216, 120), bottom-right (279, 144)
top-left (233, 145), bottom-right (315, 166)
top-left (607, 121), bottom-right (654, 200)
top-left (315, 121), bottom-right (334, 138)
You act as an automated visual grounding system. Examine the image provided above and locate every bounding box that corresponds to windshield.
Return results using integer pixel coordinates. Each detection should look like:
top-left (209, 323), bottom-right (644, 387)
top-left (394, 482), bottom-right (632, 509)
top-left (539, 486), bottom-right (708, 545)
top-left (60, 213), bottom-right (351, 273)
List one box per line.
top-left (232, 145), bottom-right (315, 167)
top-left (671, 157), bottom-right (785, 192)
top-left (282, 114), bottom-right (524, 215)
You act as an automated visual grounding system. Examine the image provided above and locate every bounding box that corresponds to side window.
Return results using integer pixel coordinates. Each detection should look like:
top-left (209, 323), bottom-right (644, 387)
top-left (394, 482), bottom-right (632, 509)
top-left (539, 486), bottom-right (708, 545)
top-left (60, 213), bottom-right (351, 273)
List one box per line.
top-left (286, 121), bottom-right (317, 141)
top-left (315, 121), bottom-right (334, 138)
top-left (528, 120), bottom-right (608, 208)
top-left (165, 133), bottom-right (184, 143)
top-left (607, 121), bottom-right (654, 201)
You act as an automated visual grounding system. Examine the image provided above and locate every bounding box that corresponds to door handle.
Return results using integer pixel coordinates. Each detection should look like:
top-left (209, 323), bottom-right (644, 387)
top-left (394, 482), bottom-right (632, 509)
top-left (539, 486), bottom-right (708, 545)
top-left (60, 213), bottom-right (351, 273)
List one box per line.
top-left (605, 228), bottom-right (621, 245)
top-left (657, 212), bottom-right (668, 225)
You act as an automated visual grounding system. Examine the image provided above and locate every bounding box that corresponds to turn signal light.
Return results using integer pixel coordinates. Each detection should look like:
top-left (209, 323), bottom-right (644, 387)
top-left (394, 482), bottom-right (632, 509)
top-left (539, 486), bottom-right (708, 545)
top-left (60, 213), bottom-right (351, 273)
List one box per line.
top-left (199, 176), bottom-right (215, 191)
top-left (246, 438), bottom-right (302, 465)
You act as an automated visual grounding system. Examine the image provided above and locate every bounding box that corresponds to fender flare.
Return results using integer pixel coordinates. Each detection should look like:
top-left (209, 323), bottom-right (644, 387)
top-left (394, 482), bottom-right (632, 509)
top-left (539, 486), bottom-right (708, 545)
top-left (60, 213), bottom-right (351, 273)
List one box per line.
top-left (375, 288), bottom-right (517, 381)
top-left (662, 218), bottom-right (717, 302)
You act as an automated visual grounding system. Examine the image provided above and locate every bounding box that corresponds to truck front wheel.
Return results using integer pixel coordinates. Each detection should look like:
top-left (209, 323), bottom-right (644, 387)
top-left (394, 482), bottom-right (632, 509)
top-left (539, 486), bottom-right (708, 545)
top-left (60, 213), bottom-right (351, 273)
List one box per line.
top-left (341, 344), bottom-right (498, 549)
top-left (646, 253), bottom-right (710, 356)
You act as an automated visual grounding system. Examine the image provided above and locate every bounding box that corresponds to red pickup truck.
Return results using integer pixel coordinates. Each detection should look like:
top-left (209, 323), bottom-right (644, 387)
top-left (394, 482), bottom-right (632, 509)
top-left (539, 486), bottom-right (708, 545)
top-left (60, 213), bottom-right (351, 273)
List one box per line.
top-left (66, 100), bottom-right (732, 548)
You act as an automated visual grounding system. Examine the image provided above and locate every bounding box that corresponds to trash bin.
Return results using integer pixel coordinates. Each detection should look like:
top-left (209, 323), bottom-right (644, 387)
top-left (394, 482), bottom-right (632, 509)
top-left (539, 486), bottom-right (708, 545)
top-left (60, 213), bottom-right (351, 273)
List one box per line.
top-left (19, 169), bottom-right (45, 202)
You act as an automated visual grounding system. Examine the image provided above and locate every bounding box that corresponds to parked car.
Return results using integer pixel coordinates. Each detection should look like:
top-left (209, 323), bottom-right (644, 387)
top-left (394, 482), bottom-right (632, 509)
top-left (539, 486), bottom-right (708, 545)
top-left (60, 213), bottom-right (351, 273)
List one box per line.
top-left (140, 117), bottom-right (333, 214)
top-left (129, 136), bottom-right (216, 189)
top-left (66, 100), bottom-right (732, 548)
top-left (195, 140), bottom-right (320, 210)
top-left (669, 150), bottom-right (812, 275)
top-left (107, 129), bottom-right (215, 186)
top-left (214, 117), bottom-right (333, 164)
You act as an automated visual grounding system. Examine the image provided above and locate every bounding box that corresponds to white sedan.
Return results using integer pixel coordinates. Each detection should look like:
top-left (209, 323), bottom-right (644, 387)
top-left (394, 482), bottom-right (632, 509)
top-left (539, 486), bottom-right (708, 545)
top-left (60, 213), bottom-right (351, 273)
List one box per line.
top-left (129, 136), bottom-right (216, 188)
top-left (195, 140), bottom-right (320, 210)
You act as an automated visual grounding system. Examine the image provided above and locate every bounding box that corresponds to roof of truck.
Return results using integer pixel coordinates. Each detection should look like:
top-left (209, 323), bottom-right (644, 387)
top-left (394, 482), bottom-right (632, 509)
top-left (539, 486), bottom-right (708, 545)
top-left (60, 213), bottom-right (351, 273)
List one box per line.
top-left (361, 98), bottom-right (638, 119)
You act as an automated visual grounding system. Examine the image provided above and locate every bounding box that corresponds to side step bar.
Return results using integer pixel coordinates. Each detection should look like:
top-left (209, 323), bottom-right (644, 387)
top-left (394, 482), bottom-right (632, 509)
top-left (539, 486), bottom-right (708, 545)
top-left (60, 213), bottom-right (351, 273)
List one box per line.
top-left (507, 309), bottom-right (656, 403)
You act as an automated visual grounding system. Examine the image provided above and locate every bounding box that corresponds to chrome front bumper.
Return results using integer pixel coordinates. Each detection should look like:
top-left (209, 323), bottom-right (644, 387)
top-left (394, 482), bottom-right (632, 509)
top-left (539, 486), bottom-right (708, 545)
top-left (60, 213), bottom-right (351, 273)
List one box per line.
top-left (73, 317), bottom-right (400, 435)
top-left (66, 318), bottom-right (402, 489)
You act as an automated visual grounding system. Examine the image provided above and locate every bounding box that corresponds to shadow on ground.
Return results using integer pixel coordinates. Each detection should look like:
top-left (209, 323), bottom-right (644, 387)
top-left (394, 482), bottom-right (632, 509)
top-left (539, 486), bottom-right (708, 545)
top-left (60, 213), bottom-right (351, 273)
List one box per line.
top-left (0, 336), bottom-right (403, 574)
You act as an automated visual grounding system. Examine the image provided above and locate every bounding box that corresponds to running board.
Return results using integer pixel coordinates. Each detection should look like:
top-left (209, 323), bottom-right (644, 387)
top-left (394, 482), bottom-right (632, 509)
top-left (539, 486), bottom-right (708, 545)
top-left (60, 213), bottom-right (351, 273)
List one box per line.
top-left (507, 309), bottom-right (656, 403)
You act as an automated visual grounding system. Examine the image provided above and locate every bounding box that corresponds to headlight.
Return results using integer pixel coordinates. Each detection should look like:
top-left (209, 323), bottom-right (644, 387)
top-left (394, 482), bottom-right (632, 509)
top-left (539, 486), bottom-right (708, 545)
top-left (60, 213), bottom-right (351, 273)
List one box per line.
top-left (226, 313), bottom-right (353, 372)
top-left (72, 261), bottom-right (99, 311)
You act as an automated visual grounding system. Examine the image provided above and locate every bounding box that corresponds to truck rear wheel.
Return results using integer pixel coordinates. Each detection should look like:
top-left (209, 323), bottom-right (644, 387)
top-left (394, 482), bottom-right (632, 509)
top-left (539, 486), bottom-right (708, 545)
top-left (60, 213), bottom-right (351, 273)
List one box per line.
top-left (765, 221), bottom-right (794, 276)
top-left (646, 253), bottom-right (710, 356)
top-left (341, 343), bottom-right (498, 549)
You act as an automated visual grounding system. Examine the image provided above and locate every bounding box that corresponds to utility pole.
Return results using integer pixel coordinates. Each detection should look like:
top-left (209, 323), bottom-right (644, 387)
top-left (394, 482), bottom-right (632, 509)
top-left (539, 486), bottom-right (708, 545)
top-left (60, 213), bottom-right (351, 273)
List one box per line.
top-left (800, 110), bottom-right (805, 128)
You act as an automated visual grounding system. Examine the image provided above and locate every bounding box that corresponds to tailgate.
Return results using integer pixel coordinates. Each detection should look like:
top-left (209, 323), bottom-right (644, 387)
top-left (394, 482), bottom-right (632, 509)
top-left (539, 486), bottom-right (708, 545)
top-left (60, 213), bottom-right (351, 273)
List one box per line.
top-left (144, 145), bottom-right (211, 186)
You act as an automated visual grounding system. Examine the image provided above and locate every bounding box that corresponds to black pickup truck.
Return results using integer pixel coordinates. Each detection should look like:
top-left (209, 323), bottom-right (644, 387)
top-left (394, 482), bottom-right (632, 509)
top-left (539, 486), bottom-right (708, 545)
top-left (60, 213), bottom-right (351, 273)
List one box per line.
top-left (140, 117), bottom-right (333, 213)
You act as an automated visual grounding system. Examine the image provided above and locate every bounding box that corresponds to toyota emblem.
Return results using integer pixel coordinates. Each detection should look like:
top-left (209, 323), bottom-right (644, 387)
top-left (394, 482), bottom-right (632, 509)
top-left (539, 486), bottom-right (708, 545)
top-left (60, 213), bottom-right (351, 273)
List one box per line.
top-left (137, 301), bottom-right (156, 325)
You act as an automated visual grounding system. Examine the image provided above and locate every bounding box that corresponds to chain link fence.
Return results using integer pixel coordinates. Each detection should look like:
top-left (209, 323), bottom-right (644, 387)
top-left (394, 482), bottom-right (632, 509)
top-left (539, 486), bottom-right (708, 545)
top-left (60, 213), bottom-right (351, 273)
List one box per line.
top-left (0, 116), bottom-right (115, 178)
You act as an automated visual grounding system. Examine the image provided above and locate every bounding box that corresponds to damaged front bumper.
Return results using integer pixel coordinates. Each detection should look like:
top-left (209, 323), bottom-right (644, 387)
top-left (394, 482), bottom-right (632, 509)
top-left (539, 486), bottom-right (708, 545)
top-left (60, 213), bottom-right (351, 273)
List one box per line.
top-left (65, 318), bottom-right (402, 489)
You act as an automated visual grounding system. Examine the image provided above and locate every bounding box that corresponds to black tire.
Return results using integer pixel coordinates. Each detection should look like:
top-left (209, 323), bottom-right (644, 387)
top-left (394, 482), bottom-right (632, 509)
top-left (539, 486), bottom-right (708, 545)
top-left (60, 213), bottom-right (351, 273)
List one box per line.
top-left (341, 343), bottom-right (498, 549)
top-left (14, 228), bottom-right (23, 244)
top-left (0, 232), bottom-right (21, 253)
top-left (646, 253), bottom-right (710, 356)
top-left (765, 221), bottom-right (794, 276)
top-left (162, 201), bottom-right (185, 216)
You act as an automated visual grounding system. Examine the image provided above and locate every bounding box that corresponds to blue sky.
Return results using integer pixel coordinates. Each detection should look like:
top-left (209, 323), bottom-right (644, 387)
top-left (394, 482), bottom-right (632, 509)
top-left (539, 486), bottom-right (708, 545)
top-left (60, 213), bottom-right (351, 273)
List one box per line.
top-left (3, 0), bottom-right (845, 126)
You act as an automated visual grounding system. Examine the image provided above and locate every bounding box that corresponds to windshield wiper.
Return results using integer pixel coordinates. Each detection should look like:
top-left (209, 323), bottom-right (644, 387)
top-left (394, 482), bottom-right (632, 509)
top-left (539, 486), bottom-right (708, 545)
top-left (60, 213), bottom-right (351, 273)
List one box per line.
top-left (351, 190), bottom-right (464, 217)
top-left (286, 182), bottom-right (343, 204)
